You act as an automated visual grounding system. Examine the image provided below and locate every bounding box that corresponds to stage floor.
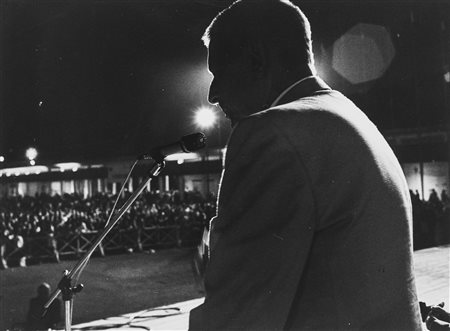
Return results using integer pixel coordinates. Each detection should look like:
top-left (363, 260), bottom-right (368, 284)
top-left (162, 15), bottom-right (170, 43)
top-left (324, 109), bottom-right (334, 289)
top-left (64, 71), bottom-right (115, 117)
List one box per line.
top-left (73, 245), bottom-right (449, 330)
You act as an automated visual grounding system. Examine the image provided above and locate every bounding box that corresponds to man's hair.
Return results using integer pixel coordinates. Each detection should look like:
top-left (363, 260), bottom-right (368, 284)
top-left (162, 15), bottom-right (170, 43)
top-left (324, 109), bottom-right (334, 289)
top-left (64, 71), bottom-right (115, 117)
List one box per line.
top-left (202, 0), bottom-right (314, 69)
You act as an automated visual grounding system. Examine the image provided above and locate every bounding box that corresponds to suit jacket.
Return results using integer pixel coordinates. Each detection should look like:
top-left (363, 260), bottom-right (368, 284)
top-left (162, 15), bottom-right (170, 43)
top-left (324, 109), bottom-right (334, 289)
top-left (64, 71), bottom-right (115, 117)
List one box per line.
top-left (189, 76), bottom-right (422, 330)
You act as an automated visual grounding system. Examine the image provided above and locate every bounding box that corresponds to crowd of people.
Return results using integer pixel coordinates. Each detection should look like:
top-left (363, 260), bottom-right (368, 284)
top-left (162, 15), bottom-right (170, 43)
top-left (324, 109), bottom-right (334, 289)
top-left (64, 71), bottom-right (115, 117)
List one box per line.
top-left (1, 189), bottom-right (450, 329)
top-left (0, 190), bottom-right (216, 268)
top-left (0, 188), bottom-right (448, 268)
top-left (411, 189), bottom-right (450, 250)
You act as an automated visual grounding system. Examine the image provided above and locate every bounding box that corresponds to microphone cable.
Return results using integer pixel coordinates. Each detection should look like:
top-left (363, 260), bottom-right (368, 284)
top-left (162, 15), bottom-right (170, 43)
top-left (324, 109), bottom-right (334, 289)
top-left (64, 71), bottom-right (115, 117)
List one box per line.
top-left (70, 306), bottom-right (183, 331)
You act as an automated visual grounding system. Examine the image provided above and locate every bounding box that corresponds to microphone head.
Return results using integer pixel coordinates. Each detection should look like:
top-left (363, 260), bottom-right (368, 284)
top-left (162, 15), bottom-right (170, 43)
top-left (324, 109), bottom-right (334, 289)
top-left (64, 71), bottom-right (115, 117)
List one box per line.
top-left (180, 132), bottom-right (207, 152)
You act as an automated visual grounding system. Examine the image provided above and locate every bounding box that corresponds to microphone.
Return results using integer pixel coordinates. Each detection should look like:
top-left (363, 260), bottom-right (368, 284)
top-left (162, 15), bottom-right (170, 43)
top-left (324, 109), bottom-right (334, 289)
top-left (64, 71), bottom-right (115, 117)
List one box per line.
top-left (139, 132), bottom-right (206, 161)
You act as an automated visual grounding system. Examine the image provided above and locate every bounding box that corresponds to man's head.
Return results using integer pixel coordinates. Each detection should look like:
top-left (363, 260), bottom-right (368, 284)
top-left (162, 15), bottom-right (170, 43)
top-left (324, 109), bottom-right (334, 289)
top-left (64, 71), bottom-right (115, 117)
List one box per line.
top-left (203, 0), bottom-right (315, 126)
top-left (37, 282), bottom-right (51, 299)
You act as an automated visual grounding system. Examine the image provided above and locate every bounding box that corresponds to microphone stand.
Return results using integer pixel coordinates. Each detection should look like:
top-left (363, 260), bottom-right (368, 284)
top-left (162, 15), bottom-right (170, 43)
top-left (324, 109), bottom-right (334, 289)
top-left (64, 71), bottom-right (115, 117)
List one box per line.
top-left (44, 160), bottom-right (165, 331)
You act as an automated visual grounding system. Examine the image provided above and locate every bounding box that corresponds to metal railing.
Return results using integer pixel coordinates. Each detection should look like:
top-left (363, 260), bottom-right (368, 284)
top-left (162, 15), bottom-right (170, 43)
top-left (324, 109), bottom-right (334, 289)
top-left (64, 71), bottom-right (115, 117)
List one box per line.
top-left (1, 223), bottom-right (204, 267)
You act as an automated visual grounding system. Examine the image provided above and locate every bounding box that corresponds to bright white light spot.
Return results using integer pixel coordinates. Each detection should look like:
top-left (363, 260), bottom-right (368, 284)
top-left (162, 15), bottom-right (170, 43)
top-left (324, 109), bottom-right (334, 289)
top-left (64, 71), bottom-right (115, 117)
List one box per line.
top-left (195, 106), bottom-right (217, 129)
top-left (165, 152), bottom-right (199, 162)
top-left (0, 156), bottom-right (4, 162)
top-left (177, 158), bottom-right (184, 165)
top-left (38, 101), bottom-right (43, 107)
top-left (55, 162), bottom-right (81, 171)
top-left (26, 147), bottom-right (38, 160)
top-left (72, 167), bottom-right (78, 172)
top-left (0, 165), bottom-right (48, 177)
top-left (29, 160), bottom-right (36, 166)
top-left (444, 71), bottom-right (450, 83)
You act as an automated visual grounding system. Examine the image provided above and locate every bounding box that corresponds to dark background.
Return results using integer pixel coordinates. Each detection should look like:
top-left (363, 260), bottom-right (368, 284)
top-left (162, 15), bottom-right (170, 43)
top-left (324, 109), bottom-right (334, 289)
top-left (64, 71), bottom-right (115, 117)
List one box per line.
top-left (1, 0), bottom-right (449, 163)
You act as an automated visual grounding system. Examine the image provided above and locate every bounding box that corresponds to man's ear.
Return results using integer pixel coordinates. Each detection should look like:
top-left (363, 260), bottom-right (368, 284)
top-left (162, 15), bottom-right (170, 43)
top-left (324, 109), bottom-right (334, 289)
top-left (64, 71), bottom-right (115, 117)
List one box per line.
top-left (248, 41), bottom-right (268, 78)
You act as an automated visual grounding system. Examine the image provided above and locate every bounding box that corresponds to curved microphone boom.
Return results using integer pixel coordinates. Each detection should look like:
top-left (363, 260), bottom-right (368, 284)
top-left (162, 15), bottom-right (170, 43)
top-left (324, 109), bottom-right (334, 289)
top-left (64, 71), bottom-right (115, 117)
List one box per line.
top-left (139, 132), bottom-right (206, 162)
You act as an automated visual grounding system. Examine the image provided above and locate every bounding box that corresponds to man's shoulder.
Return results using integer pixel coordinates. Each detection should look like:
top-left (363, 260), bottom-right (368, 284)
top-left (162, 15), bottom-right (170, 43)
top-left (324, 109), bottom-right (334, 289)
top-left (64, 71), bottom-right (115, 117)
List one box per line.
top-left (251, 89), bottom-right (352, 120)
top-left (238, 89), bottom-right (358, 134)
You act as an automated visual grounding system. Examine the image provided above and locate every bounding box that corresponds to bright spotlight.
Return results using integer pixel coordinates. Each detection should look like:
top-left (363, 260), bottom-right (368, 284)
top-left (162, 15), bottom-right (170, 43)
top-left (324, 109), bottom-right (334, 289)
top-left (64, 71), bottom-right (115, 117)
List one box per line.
top-left (195, 106), bottom-right (217, 129)
top-left (25, 147), bottom-right (38, 161)
top-left (0, 156), bottom-right (4, 162)
top-left (444, 71), bottom-right (450, 83)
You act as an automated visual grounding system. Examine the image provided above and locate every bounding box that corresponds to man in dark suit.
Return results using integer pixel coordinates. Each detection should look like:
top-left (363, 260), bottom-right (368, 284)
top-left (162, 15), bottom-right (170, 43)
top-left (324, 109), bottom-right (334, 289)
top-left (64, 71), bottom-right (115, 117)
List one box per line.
top-left (27, 282), bottom-right (61, 330)
top-left (189, 0), bottom-right (422, 330)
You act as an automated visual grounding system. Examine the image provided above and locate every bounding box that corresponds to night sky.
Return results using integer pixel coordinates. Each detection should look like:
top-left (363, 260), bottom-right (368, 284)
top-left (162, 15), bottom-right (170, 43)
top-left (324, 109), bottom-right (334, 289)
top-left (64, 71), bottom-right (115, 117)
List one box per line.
top-left (1, 0), bottom-right (449, 164)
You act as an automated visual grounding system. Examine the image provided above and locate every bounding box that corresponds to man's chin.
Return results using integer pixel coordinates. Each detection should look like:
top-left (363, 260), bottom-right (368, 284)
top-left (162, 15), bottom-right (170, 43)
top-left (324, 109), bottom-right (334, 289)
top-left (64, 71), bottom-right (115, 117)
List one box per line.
top-left (224, 111), bottom-right (243, 127)
top-left (223, 113), bottom-right (236, 127)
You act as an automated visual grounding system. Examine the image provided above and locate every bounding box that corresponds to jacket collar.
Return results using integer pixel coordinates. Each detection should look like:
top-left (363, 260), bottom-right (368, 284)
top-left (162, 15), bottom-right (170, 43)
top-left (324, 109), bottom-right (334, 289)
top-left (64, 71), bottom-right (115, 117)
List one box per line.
top-left (270, 76), bottom-right (331, 108)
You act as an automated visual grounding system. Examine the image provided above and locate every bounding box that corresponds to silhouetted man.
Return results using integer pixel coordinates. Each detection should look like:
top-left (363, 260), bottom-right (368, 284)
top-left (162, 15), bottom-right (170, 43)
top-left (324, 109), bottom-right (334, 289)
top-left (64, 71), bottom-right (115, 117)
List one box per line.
top-left (189, 0), bottom-right (422, 330)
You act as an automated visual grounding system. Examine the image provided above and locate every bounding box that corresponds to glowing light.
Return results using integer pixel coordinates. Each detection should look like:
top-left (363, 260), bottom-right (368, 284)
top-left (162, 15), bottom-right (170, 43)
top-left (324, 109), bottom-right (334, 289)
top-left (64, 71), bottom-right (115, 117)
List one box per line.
top-left (0, 166), bottom-right (49, 177)
top-left (29, 160), bottom-right (36, 166)
top-left (0, 156), bottom-right (4, 162)
top-left (444, 71), bottom-right (450, 83)
top-left (165, 152), bottom-right (199, 162)
top-left (55, 162), bottom-right (81, 171)
top-left (25, 147), bottom-right (38, 161)
top-left (195, 106), bottom-right (217, 129)
top-left (332, 23), bottom-right (395, 84)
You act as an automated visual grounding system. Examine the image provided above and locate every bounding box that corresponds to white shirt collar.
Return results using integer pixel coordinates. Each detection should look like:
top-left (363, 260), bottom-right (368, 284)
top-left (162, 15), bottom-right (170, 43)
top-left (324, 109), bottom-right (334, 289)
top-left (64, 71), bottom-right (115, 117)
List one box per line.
top-left (270, 75), bottom-right (316, 108)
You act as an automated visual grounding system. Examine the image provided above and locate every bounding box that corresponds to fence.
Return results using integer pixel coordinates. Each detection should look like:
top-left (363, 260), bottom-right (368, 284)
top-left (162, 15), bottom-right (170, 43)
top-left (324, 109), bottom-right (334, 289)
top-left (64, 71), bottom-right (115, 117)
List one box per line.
top-left (1, 223), bottom-right (204, 267)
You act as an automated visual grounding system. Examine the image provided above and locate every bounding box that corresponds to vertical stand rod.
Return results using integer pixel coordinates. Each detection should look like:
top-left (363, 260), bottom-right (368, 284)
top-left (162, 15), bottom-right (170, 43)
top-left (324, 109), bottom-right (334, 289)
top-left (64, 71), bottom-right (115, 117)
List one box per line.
top-left (65, 300), bottom-right (72, 331)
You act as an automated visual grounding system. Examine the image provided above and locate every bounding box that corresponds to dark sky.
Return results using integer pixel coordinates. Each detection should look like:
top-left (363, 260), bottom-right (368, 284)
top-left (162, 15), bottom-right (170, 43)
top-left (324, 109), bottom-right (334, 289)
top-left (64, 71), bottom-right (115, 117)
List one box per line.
top-left (1, 0), bottom-right (449, 164)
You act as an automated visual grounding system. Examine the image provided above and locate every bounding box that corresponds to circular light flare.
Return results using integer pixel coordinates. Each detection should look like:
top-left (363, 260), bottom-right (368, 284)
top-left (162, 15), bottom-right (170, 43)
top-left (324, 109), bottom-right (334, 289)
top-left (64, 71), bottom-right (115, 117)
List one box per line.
top-left (195, 106), bottom-right (217, 129)
top-left (0, 156), bottom-right (4, 162)
top-left (29, 160), bottom-right (36, 166)
top-left (25, 147), bottom-right (38, 161)
top-left (332, 23), bottom-right (395, 84)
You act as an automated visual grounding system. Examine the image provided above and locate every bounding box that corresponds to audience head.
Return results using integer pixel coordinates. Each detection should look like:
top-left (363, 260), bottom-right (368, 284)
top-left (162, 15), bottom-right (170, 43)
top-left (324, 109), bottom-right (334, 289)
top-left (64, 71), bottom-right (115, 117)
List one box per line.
top-left (37, 282), bottom-right (51, 299)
